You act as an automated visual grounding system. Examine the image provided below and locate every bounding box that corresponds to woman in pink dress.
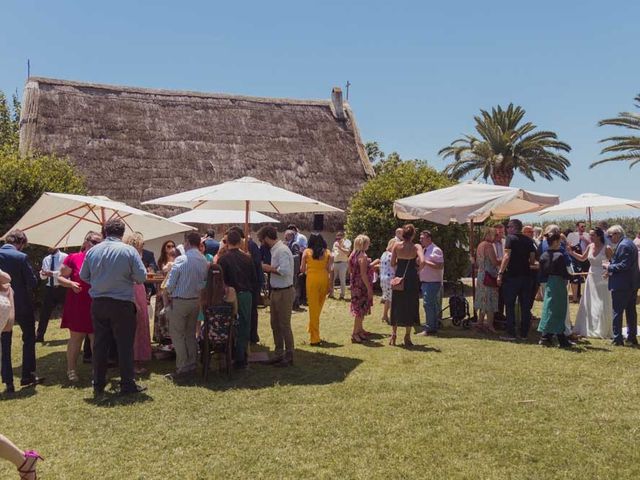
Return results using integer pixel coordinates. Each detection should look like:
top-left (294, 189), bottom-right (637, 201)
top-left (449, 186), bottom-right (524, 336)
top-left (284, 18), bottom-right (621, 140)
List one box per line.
top-left (124, 233), bottom-right (152, 374)
top-left (58, 231), bottom-right (102, 382)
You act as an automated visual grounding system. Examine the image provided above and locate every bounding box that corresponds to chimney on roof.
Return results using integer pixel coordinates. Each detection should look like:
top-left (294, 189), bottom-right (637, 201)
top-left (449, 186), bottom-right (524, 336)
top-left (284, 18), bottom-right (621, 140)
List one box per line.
top-left (331, 87), bottom-right (346, 120)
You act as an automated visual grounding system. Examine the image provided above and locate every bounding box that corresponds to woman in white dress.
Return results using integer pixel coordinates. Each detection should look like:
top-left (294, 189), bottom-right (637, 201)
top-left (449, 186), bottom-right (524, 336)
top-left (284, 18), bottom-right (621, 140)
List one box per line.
top-left (379, 238), bottom-right (397, 323)
top-left (570, 227), bottom-right (613, 338)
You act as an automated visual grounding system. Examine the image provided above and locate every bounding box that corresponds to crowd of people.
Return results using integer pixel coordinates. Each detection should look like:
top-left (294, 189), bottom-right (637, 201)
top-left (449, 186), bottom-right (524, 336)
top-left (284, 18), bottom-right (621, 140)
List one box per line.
top-left (0, 217), bottom-right (638, 402)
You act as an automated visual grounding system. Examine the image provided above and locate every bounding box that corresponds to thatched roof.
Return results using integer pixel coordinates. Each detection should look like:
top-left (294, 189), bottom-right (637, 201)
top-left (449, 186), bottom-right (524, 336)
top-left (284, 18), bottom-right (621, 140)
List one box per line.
top-left (19, 77), bottom-right (374, 230)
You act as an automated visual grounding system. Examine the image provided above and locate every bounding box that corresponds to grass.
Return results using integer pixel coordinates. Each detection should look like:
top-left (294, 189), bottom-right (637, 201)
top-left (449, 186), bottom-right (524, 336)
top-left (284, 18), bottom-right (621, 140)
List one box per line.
top-left (0, 296), bottom-right (639, 479)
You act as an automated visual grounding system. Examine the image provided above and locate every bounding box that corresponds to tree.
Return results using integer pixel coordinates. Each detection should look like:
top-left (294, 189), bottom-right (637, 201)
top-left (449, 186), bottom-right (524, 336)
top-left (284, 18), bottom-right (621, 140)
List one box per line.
top-left (365, 141), bottom-right (385, 164)
top-left (0, 147), bottom-right (87, 234)
top-left (0, 92), bottom-right (20, 151)
top-left (590, 94), bottom-right (640, 169)
top-left (345, 157), bottom-right (469, 282)
top-left (439, 104), bottom-right (571, 186)
top-left (0, 89), bottom-right (86, 235)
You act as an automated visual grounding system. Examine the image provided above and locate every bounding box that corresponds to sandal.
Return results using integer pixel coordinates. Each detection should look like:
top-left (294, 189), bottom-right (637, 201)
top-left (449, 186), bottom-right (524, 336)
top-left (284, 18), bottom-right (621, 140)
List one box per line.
top-left (403, 335), bottom-right (414, 347)
top-left (18, 450), bottom-right (43, 480)
top-left (67, 370), bottom-right (79, 382)
top-left (351, 334), bottom-right (362, 344)
top-left (388, 334), bottom-right (396, 346)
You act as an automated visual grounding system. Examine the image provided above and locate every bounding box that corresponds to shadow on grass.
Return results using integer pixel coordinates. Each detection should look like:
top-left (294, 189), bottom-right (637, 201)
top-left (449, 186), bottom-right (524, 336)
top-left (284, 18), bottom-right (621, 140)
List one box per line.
top-left (0, 387), bottom-right (38, 402)
top-left (42, 339), bottom-right (68, 347)
top-left (175, 349), bottom-right (364, 392)
top-left (83, 391), bottom-right (153, 408)
top-left (400, 344), bottom-right (442, 353)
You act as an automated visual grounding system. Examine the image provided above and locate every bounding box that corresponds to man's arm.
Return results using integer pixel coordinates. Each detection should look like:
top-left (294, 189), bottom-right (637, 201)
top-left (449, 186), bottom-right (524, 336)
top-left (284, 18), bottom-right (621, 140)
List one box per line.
top-left (424, 247), bottom-right (444, 270)
top-left (274, 249), bottom-right (293, 278)
top-left (608, 243), bottom-right (634, 274)
top-left (39, 255), bottom-right (51, 280)
top-left (23, 257), bottom-right (38, 290)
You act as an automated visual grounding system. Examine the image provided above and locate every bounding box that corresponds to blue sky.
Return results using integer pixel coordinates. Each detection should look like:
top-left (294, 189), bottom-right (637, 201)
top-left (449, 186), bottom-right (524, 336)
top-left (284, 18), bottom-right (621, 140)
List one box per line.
top-left (2, 0), bottom-right (639, 218)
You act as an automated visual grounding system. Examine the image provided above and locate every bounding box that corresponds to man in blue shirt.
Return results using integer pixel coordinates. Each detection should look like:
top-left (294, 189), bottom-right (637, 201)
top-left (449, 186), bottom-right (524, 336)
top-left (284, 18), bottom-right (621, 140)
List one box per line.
top-left (0, 230), bottom-right (41, 390)
top-left (80, 219), bottom-right (147, 396)
top-left (164, 231), bottom-right (209, 379)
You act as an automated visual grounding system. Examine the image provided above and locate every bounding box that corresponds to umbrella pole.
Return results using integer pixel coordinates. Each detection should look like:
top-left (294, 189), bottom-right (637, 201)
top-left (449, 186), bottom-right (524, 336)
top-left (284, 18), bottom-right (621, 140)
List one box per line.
top-left (243, 200), bottom-right (250, 252)
top-left (588, 207), bottom-right (592, 228)
top-left (469, 221), bottom-right (477, 321)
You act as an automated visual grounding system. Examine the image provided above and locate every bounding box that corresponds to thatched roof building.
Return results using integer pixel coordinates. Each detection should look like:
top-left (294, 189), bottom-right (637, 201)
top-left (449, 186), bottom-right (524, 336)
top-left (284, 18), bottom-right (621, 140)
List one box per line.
top-left (19, 77), bottom-right (374, 230)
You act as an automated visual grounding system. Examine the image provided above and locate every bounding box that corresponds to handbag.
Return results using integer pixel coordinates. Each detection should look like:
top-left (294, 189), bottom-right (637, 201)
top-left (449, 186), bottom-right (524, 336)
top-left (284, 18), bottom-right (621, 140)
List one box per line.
top-left (391, 261), bottom-right (409, 291)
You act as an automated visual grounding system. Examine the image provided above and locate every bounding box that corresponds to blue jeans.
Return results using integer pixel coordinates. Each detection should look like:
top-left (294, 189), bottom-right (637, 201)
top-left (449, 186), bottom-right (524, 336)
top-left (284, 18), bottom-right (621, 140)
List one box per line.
top-left (611, 288), bottom-right (638, 343)
top-left (421, 282), bottom-right (442, 332)
top-left (502, 276), bottom-right (532, 337)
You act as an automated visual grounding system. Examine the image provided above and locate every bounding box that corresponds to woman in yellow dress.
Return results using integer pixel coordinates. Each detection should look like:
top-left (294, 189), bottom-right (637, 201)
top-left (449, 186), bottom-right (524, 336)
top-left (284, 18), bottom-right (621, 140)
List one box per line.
top-left (301, 233), bottom-right (333, 345)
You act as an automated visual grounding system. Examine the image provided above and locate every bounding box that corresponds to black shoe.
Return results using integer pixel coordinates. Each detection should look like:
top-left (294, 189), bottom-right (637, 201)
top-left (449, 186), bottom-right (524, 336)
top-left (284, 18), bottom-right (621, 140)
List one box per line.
top-left (120, 384), bottom-right (147, 395)
top-left (20, 376), bottom-right (45, 387)
top-left (5, 384), bottom-right (15, 394)
top-left (612, 339), bottom-right (624, 347)
top-left (35, 336), bottom-right (45, 343)
top-left (82, 356), bottom-right (92, 364)
top-left (557, 333), bottom-right (575, 348)
top-left (625, 337), bottom-right (639, 346)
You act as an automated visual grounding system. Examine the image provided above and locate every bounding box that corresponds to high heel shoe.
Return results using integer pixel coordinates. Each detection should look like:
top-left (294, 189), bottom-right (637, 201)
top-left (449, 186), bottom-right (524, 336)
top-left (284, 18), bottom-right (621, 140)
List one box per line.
top-left (388, 334), bottom-right (397, 346)
top-left (18, 450), bottom-right (43, 480)
top-left (403, 335), bottom-right (413, 347)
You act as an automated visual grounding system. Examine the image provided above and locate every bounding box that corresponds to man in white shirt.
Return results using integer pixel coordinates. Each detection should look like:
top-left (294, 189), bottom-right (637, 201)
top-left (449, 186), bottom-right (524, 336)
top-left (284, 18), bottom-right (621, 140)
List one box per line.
top-left (37, 248), bottom-right (68, 342)
top-left (329, 232), bottom-right (351, 300)
top-left (416, 230), bottom-right (444, 335)
top-left (259, 226), bottom-right (295, 367)
top-left (567, 221), bottom-right (590, 303)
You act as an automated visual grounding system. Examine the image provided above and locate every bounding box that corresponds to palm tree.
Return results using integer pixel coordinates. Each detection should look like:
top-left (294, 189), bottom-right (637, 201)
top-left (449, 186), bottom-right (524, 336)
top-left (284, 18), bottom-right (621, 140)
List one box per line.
top-left (439, 104), bottom-right (571, 186)
top-left (591, 94), bottom-right (640, 169)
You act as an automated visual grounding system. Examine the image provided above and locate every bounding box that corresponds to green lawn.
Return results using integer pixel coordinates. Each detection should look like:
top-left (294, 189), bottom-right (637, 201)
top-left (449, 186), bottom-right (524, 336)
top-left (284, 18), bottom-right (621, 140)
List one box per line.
top-left (0, 297), bottom-right (639, 479)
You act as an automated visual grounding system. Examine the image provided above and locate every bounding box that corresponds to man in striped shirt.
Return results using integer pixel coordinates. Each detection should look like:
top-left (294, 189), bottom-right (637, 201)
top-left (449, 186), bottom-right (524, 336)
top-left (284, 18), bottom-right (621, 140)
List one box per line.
top-left (165, 231), bottom-right (209, 380)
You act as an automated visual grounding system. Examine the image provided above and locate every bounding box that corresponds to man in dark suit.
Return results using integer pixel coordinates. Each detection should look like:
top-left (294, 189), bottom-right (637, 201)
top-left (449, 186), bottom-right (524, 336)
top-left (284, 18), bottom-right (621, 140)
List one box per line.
top-left (0, 230), bottom-right (43, 389)
top-left (604, 225), bottom-right (640, 346)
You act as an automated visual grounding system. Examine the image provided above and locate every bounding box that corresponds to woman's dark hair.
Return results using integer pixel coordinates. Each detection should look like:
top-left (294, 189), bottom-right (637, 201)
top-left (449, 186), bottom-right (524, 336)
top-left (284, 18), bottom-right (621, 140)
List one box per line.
top-left (401, 224), bottom-right (416, 241)
top-left (158, 240), bottom-right (176, 269)
top-left (308, 233), bottom-right (327, 260)
top-left (204, 264), bottom-right (226, 307)
top-left (593, 227), bottom-right (605, 245)
top-left (546, 232), bottom-right (561, 245)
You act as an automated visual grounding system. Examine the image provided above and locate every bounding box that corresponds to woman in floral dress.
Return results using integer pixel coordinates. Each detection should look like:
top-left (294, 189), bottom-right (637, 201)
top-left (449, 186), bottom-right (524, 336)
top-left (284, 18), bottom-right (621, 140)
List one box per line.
top-left (475, 227), bottom-right (499, 333)
top-left (349, 235), bottom-right (375, 343)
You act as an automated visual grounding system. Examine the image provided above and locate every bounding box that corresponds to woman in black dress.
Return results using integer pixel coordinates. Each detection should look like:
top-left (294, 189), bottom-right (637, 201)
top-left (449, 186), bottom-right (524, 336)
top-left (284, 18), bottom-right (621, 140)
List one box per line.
top-left (390, 224), bottom-right (425, 346)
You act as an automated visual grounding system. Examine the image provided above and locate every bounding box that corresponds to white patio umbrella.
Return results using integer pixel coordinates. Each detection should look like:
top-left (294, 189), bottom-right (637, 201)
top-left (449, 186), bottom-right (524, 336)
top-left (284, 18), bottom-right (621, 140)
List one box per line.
top-left (143, 176), bottom-right (342, 244)
top-left (2, 192), bottom-right (195, 248)
top-left (394, 181), bottom-right (559, 224)
top-left (168, 209), bottom-right (279, 225)
top-left (537, 193), bottom-right (640, 225)
top-left (393, 181), bottom-right (559, 318)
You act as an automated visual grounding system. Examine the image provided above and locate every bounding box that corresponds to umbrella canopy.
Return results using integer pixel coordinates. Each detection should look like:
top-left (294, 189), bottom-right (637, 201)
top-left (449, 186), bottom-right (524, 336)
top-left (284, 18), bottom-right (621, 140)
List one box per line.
top-left (168, 209), bottom-right (279, 225)
top-left (393, 181), bottom-right (559, 225)
top-left (142, 176), bottom-right (343, 214)
top-left (538, 193), bottom-right (640, 217)
top-left (3, 193), bottom-right (195, 248)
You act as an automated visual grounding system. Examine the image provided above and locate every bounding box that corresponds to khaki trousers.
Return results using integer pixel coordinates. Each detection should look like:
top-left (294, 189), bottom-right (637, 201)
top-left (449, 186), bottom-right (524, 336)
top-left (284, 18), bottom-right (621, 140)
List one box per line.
top-left (167, 298), bottom-right (200, 373)
top-left (270, 286), bottom-right (295, 358)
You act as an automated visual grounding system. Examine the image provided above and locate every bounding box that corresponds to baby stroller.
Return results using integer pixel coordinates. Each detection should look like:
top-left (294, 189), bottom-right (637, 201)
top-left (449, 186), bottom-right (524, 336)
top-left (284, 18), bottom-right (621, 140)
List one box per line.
top-left (439, 280), bottom-right (471, 329)
top-left (201, 304), bottom-right (237, 380)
